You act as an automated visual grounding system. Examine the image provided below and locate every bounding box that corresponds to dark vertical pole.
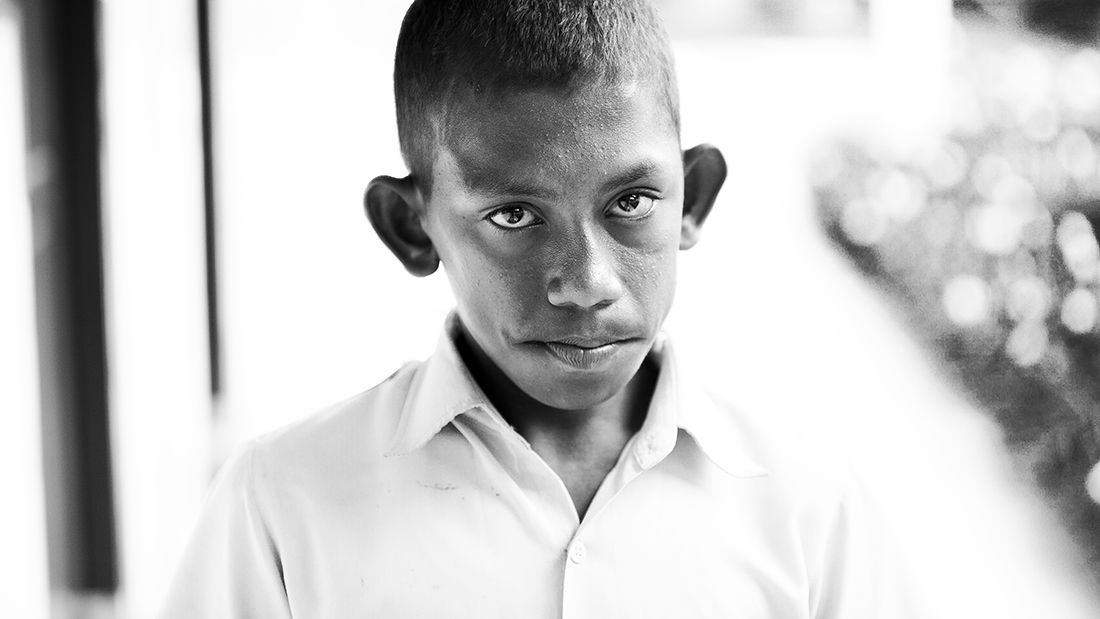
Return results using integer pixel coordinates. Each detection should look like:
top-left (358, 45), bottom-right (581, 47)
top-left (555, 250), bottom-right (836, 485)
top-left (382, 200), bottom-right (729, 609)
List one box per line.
top-left (21, 0), bottom-right (118, 593)
top-left (197, 0), bottom-right (222, 397)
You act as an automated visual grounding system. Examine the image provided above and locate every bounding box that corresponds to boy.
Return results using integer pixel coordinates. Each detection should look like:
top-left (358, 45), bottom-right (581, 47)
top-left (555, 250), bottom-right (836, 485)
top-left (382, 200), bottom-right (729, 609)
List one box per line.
top-left (161, 0), bottom-right (880, 617)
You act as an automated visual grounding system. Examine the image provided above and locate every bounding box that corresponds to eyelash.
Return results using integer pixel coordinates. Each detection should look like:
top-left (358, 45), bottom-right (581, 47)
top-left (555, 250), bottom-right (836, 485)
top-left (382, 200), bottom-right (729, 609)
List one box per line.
top-left (483, 189), bottom-right (661, 231)
top-left (485, 205), bottom-right (544, 230)
top-left (606, 191), bottom-right (659, 220)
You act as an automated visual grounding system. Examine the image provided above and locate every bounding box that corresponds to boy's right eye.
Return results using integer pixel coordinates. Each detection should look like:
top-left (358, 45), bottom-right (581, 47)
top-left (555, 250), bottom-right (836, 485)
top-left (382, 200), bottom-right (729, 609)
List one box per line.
top-left (486, 205), bottom-right (543, 230)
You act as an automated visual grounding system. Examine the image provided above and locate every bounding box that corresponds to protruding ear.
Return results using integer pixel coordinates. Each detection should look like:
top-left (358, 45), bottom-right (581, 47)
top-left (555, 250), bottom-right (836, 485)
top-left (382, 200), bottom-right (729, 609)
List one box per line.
top-left (680, 144), bottom-right (727, 250)
top-left (364, 175), bottom-right (439, 277)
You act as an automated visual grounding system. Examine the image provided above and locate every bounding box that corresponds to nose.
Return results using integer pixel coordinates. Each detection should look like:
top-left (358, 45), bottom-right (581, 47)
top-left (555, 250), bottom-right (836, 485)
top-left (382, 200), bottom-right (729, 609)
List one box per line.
top-left (546, 228), bottom-right (624, 309)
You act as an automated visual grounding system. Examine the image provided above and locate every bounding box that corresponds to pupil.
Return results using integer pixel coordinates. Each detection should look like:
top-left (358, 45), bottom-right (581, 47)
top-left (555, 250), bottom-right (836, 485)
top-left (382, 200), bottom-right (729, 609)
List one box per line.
top-left (621, 195), bottom-right (639, 211)
top-left (506, 208), bottom-right (523, 224)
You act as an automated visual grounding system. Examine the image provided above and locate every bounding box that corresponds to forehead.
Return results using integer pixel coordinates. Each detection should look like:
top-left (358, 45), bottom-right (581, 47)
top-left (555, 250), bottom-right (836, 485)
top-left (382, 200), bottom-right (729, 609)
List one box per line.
top-left (434, 81), bottom-right (680, 195)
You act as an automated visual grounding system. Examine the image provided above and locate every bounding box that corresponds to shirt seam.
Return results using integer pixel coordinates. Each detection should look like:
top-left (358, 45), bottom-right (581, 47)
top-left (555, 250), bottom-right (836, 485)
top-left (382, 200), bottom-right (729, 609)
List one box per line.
top-left (245, 440), bottom-right (288, 592)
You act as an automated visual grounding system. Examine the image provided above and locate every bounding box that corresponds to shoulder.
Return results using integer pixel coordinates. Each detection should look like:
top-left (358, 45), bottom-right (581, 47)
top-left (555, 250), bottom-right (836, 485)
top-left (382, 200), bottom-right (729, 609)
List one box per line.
top-left (708, 393), bottom-right (861, 509)
top-left (697, 393), bottom-right (889, 615)
top-left (169, 360), bottom-right (429, 592)
top-left (707, 395), bottom-right (877, 592)
top-left (242, 360), bottom-right (423, 491)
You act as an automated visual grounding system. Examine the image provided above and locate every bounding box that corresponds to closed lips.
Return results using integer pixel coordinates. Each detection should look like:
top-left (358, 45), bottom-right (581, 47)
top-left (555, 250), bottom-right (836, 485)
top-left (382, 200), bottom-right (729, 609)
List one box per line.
top-left (538, 338), bottom-right (637, 369)
top-left (547, 339), bottom-right (619, 349)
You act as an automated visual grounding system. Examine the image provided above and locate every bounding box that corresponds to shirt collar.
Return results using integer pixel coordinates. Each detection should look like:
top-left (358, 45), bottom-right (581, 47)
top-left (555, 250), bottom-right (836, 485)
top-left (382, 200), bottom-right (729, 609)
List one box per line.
top-left (384, 314), bottom-right (491, 457)
top-left (635, 334), bottom-right (769, 478)
top-left (385, 314), bottom-right (769, 479)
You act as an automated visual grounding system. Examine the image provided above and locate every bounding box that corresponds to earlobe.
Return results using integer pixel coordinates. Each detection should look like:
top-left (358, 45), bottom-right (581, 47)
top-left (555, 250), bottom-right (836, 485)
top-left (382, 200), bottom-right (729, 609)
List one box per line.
top-left (364, 175), bottom-right (439, 277)
top-left (680, 144), bottom-right (727, 250)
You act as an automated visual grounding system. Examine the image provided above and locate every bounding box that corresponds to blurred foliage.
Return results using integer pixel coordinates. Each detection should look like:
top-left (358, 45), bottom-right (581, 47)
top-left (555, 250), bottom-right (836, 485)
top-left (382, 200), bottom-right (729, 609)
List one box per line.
top-left (814, 14), bottom-right (1100, 585)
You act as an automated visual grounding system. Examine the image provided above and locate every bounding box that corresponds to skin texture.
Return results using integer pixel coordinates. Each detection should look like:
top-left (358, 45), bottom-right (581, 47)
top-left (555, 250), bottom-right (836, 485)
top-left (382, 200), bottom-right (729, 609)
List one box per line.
top-left (366, 80), bottom-right (726, 517)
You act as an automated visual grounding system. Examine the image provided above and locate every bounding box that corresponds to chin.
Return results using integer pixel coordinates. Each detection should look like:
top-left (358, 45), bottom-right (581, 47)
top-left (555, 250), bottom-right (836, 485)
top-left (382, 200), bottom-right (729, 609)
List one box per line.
top-left (517, 361), bottom-right (639, 411)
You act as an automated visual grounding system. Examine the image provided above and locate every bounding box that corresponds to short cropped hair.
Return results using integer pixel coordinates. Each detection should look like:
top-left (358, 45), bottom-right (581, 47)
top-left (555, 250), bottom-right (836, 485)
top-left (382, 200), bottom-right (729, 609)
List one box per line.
top-left (393, 0), bottom-right (679, 189)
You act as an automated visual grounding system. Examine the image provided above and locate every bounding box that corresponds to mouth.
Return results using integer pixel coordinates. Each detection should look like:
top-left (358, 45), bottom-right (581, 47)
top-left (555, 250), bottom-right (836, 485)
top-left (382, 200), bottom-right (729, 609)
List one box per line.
top-left (536, 337), bottom-right (639, 370)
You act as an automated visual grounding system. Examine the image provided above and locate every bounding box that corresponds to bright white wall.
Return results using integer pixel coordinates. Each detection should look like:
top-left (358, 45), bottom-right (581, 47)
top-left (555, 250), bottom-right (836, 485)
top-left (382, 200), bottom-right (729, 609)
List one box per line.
top-left (207, 1), bottom-right (1100, 618)
top-left (0, 4), bottom-right (51, 617)
top-left (100, 0), bottom-right (213, 617)
top-left (212, 0), bottom-right (453, 446)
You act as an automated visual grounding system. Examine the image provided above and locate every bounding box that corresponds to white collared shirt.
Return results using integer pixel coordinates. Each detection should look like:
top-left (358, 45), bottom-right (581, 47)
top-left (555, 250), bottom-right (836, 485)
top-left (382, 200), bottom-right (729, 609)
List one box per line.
top-left (160, 317), bottom-right (885, 618)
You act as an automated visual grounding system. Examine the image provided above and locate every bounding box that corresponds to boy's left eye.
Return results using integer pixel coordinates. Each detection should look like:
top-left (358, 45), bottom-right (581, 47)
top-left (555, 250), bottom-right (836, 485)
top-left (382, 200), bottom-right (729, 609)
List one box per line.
top-left (608, 193), bottom-right (656, 219)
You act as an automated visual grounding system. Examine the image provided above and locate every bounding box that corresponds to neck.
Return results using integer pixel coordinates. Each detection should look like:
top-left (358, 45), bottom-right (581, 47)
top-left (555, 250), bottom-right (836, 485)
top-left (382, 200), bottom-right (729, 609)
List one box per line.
top-left (454, 323), bottom-right (653, 441)
top-left (505, 361), bottom-right (656, 457)
top-left (454, 323), bottom-right (656, 518)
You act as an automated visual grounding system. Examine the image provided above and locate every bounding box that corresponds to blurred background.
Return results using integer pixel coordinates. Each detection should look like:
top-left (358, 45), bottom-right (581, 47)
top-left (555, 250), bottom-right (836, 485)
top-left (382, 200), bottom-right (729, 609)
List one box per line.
top-left (6, 0), bottom-right (1100, 617)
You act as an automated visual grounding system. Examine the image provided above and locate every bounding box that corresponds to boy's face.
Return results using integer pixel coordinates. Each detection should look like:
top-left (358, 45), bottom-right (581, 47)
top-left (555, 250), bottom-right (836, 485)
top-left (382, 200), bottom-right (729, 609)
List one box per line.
top-left (420, 81), bottom-right (685, 410)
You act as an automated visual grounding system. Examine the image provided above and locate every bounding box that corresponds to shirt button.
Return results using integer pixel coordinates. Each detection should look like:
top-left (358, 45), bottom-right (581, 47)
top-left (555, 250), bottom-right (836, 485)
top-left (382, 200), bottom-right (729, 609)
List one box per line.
top-left (568, 541), bottom-right (587, 564)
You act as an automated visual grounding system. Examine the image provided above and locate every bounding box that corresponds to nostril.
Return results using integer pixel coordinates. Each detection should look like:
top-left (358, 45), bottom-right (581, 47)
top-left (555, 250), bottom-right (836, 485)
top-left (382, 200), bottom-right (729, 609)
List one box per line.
top-left (546, 231), bottom-right (625, 308)
top-left (546, 266), bottom-right (624, 308)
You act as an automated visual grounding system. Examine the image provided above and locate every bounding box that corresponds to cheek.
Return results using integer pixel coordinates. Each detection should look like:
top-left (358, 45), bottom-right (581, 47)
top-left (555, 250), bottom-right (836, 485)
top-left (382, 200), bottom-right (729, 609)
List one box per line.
top-left (619, 242), bottom-right (678, 318)
top-left (439, 227), bottom-right (548, 322)
top-left (616, 211), bottom-right (681, 304)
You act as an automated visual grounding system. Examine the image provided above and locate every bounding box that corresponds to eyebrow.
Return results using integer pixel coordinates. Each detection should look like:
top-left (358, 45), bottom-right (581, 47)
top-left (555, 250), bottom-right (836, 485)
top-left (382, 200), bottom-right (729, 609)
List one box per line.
top-left (597, 162), bottom-right (664, 196)
top-left (462, 160), bottom-right (667, 201)
top-left (463, 174), bottom-right (559, 201)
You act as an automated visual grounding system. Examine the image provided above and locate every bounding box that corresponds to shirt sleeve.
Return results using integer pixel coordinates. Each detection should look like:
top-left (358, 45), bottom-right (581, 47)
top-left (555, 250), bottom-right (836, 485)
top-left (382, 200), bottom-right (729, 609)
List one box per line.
top-left (158, 442), bottom-right (293, 619)
top-left (805, 467), bottom-right (912, 619)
